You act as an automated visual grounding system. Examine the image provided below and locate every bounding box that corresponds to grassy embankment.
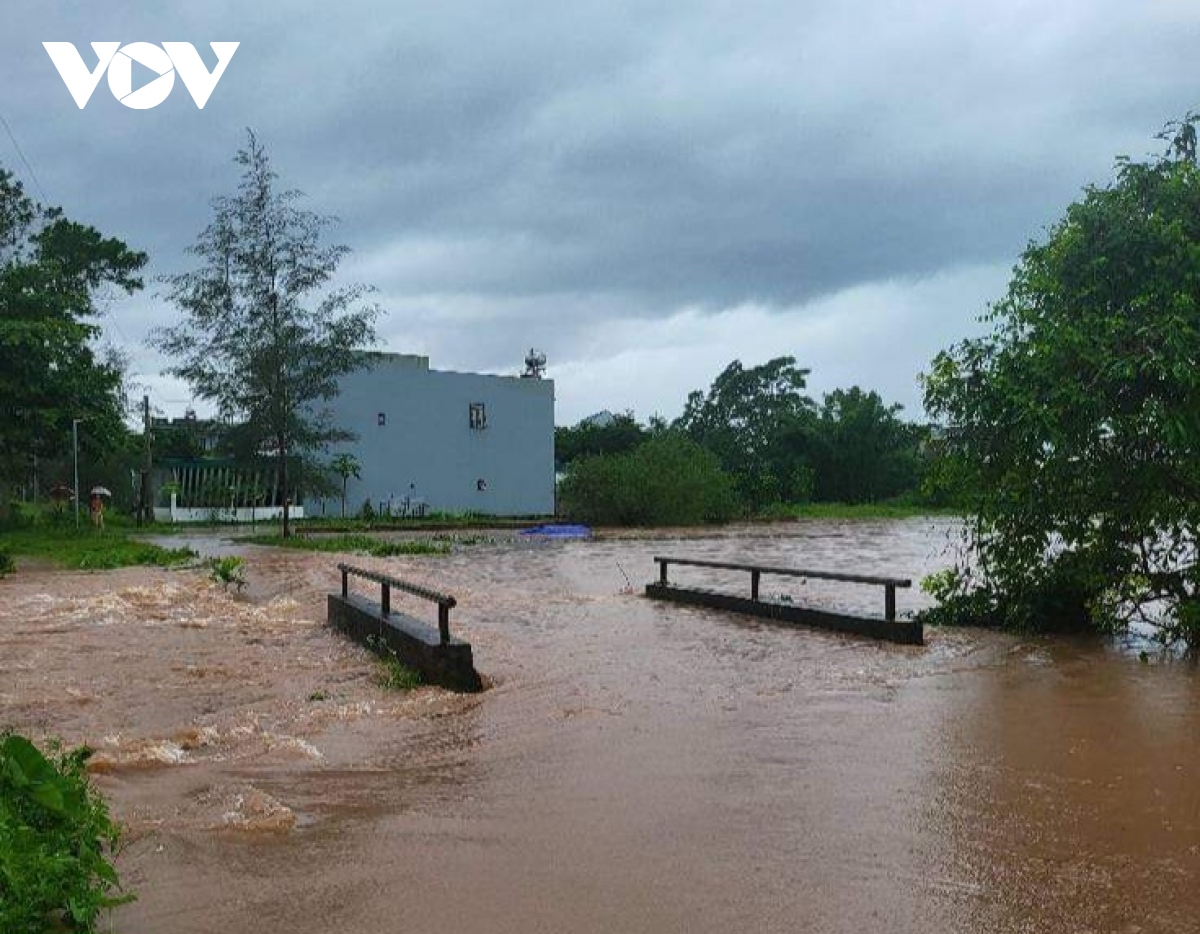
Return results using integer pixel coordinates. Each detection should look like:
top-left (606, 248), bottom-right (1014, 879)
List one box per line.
top-left (240, 533), bottom-right (456, 557)
top-left (755, 501), bottom-right (962, 521)
top-left (0, 523), bottom-right (196, 573)
top-left (144, 512), bottom-right (543, 536)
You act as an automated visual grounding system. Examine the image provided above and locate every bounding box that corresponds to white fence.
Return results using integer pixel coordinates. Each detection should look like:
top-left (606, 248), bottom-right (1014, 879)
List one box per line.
top-left (153, 504), bottom-right (305, 524)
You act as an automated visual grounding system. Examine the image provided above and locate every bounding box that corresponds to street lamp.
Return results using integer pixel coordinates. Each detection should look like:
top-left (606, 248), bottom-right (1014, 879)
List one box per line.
top-left (72, 418), bottom-right (83, 529)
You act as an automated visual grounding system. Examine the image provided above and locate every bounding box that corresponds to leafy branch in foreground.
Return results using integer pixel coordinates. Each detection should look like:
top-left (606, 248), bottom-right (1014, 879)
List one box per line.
top-left (0, 734), bottom-right (133, 933)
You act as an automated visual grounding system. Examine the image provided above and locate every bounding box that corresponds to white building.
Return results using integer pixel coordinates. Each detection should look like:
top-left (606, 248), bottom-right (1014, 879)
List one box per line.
top-left (307, 353), bottom-right (556, 517)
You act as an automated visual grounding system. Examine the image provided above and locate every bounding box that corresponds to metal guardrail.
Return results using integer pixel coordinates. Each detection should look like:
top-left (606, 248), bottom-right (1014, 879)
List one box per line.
top-left (338, 562), bottom-right (457, 644)
top-left (653, 556), bottom-right (912, 622)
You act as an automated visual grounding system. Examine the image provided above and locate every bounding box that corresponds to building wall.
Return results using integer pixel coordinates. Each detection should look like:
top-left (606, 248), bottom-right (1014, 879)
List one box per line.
top-left (308, 354), bottom-right (555, 517)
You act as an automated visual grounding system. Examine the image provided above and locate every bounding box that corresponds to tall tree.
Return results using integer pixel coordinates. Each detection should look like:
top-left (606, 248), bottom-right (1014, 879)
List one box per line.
top-left (0, 170), bottom-right (145, 493)
top-left (155, 131), bottom-right (379, 536)
top-left (675, 357), bottom-right (818, 508)
top-left (923, 116), bottom-right (1200, 646)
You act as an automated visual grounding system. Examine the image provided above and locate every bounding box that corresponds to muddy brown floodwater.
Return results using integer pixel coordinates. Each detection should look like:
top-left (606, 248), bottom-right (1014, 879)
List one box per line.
top-left (1, 518), bottom-right (1198, 933)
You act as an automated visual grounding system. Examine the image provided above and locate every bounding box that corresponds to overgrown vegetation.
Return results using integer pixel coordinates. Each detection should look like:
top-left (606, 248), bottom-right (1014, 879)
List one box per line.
top-left (921, 115), bottom-right (1200, 647)
top-left (0, 734), bottom-right (132, 933)
top-left (242, 532), bottom-right (451, 557)
top-left (558, 434), bottom-right (737, 526)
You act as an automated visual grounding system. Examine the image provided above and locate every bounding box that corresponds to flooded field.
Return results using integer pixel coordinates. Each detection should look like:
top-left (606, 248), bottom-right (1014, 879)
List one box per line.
top-left (1, 518), bottom-right (1197, 933)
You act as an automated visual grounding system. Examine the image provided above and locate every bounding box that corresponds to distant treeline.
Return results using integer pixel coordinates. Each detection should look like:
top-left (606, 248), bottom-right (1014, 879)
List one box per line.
top-left (557, 357), bottom-right (951, 525)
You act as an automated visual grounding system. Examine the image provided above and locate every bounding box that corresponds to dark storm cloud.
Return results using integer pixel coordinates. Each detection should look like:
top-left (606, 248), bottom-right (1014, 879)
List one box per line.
top-left (3, 0), bottom-right (1198, 421)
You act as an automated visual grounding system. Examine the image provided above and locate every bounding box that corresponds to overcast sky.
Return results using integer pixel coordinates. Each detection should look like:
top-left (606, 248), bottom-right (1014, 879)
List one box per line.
top-left (4, 1), bottom-right (1197, 424)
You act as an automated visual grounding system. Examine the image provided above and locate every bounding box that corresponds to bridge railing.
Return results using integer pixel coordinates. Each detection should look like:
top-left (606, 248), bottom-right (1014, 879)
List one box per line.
top-left (653, 556), bottom-right (912, 621)
top-left (338, 562), bottom-right (457, 644)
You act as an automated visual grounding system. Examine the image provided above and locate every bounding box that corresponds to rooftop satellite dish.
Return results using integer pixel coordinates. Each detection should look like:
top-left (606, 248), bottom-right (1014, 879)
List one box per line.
top-left (522, 348), bottom-right (547, 379)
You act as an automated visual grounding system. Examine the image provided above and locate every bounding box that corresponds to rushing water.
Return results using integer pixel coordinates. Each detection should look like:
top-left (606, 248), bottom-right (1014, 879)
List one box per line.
top-left (1, 518), bottom-right (1197, 933)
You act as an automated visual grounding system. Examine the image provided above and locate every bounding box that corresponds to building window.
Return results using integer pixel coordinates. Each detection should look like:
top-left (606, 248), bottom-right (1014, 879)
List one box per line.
top-left (469, 402), bottom-right (487, 430)
top-left (377, 412), bottom-right (386, 426)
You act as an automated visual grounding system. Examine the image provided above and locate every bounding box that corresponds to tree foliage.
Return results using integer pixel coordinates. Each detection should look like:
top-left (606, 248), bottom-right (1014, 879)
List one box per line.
top-left (154, 131), bottom-right (379, 536)
top-left (811, 387), bottom-right (925, 504)
top-left (922, 116), bottom-right (1200, 645)
top-left (0, 170), bottom-right (145, 489)
top-left (671, 357), bottom-right (930, 508)
top-left (675, 357), bottom-right (819, 507)
top-left (555, 411), bottom-right (650, 468)
top-left (559, 433), bottom-right (737, 526)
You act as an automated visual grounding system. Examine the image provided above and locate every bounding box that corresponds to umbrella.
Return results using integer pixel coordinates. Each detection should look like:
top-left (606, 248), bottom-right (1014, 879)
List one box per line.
top-left (89, 486), bottom-right (113, 497)
top-left (49, 484), bottom-right (75, 500)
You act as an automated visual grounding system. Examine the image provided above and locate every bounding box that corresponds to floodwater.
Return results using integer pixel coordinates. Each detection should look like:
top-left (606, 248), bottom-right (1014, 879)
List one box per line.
top-left (1, 518), bottom-right (1197, 933)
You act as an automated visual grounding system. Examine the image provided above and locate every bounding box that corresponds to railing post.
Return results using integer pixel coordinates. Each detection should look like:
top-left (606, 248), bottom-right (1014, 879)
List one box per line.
top-left (751, 569), bottom-right (760, 601)
top-left (381, 582), bottom-right (391, 617)
top-left (438, 603), bottom-right (451, 645)
top-left (885, 584), bottom-right (896, 622)
top-left (341, 567), bottom-right (348, 598)
top-left (659, 560), bottom-right (668, 586)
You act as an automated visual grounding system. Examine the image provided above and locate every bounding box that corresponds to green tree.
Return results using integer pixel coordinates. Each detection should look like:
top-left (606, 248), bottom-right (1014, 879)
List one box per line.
top-left (675, 357), bottom-right (818, 508)
top-left (812, 387), bottom-right (924, 503)
top-left (555, 411), bottom-right (648, 468)
top-left (330, 452), bottom-right (361, 518)
top-left (0, 170), bottom-right (145, 493)
top-left (154, 131), bottom-right (379, 537)
top-left (922, 116), bottom-right (1200, 645)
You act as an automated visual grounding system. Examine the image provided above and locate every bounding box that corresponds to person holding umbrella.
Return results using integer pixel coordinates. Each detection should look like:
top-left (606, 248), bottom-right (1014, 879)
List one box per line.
top-left (89, 486), bottom-right (111, 531)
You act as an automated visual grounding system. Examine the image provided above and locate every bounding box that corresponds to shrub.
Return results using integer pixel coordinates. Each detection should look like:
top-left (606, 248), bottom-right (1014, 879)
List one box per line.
top-left (208, 556), bottom-right (247, 592)
top-left (1, 502), bottom-right (42, 530)
top-left (0, 734), bottom-right (132, 933)
top-left (0, 547), bottom-right (13, 577)
top-left (559, 434), bottom-right (737, 526)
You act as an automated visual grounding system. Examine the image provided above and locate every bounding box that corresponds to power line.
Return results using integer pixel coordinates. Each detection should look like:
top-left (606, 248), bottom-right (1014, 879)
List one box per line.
top-left (0, 110), bottom-right (50, 204)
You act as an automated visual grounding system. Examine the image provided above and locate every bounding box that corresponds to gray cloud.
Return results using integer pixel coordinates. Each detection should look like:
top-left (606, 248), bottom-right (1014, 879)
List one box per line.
top-left (4, 0), bottom-right (1197, 424)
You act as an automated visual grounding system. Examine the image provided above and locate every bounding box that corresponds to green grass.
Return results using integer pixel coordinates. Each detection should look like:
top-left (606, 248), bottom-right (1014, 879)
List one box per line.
top-left (365, 635), bottom-right (423, 691)
top-left (0, 527), bottom-right (197, 571)
top-left (755, 501), bottom-right (963, 521)
top-left (241, 532), bottom-right (451, 557)
top-left (376, 654), bottom-right (423, 691)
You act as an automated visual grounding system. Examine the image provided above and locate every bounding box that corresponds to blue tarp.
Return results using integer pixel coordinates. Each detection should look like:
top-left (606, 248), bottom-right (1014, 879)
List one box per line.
top-left (519, 524), bottom-right (592, 539)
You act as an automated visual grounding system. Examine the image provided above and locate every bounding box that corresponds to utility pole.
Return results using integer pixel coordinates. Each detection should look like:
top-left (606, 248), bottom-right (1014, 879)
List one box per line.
top-left (72, 418), bottom-right (82, 529)
top-left (139, 395), bottom-right (152, 526)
